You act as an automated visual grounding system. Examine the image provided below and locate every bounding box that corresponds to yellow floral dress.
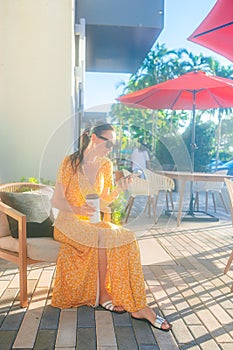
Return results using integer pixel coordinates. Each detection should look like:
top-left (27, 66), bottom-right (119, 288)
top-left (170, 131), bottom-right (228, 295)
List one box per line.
top-left (51, 156), bottom-right (147, 311)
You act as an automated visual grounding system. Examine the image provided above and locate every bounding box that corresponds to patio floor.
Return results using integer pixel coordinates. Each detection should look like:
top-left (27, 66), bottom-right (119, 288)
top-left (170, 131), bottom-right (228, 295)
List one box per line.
top-left (0, 198), bottom-right (233, 349)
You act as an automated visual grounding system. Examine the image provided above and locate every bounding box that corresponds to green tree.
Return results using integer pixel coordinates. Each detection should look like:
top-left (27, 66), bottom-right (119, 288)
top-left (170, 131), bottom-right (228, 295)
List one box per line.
top-left (174, 49), bottom-right (214, 74)
top-left (111, 43), bottom-right (233, 169)
top-left (220, 118), bottom-right (233, 161)
top-left (205, 62), bottom-right (233, 169)
top-left (111, 43), bottom-right (190, 154)
top-left (182, 120), bottom-right (216, 171)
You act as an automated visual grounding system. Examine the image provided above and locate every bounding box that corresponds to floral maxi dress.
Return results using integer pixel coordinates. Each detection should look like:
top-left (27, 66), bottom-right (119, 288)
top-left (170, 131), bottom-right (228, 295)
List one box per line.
top-left (51, 156), bottom-right (147, 311)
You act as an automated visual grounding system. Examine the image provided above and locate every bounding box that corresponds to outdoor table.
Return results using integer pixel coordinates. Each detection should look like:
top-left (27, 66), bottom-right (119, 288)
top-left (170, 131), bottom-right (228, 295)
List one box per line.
top-left (160, 171), bottom-right (233, 226)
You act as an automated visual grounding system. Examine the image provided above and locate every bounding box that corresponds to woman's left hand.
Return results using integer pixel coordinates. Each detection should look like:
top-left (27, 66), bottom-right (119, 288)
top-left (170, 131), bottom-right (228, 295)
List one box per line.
top-left (116, 175), bottom-right (134, 192)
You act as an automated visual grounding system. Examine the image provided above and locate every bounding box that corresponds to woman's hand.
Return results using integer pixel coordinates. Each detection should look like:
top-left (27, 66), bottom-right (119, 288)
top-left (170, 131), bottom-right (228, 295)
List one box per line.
top-left (116, 174), bottom-right (134, 192)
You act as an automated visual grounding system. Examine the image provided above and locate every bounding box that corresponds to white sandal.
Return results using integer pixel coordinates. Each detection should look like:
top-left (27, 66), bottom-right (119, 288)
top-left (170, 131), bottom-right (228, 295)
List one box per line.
top-left (100, 300), bottom-right (126, 314)
top-left (131, 315), bottom-right (172, 332)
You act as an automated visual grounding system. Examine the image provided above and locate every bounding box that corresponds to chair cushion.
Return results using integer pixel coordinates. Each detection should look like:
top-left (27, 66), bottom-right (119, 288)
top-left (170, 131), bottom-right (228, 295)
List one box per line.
top-left (0, 236), bottom-right (60, 262)
top-left (0, 191), bottom-right (54, 238)
top-left (0, 212), bottom-right (11, 237)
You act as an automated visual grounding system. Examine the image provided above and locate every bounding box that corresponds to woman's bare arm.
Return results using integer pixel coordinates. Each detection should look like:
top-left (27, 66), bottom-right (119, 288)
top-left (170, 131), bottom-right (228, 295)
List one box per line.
top-left (51, 182), bottom-right (94, 216)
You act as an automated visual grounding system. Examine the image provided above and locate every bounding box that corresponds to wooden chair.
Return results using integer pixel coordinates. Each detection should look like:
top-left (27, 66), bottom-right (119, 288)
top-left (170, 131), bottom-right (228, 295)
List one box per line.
top-left (0, 182), bottom-right (61, 307)
top-left (223, 178), bottom-right (233, 291)
top-left (0, 182), bottom-right (111, 307)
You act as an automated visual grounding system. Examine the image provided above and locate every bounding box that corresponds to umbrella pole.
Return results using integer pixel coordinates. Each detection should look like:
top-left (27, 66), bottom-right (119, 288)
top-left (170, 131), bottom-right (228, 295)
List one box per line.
top-left (188, 92), bottom-right (197, 215)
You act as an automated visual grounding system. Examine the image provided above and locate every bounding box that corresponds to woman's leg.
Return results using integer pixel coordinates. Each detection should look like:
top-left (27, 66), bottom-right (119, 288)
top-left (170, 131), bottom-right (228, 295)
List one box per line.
top-left (98, 247), bottom-right (125, 312)
top-left (98, 248), bottom-right (108, 301)
top-left (98, 248), bottom-right (171, 329)
top-left (97, 232), bottom-right (171, 329)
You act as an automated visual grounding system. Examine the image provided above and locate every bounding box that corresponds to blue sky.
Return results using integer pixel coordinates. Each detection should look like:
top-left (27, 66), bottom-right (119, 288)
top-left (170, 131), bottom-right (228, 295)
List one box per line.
top-left (85, 0), bottom-right (232, 110)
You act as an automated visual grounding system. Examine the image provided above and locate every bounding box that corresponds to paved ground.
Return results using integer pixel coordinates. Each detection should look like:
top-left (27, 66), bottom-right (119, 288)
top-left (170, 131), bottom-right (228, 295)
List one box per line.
top-left (0, 196), bottom-right (233, 349)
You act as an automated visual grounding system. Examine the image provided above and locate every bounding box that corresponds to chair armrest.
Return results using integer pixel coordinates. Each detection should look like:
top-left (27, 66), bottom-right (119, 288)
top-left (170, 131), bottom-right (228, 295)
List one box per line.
top-left (0, 201), bottom-right (27, 260)
top-left (0, 200), bottom-right (25, 221)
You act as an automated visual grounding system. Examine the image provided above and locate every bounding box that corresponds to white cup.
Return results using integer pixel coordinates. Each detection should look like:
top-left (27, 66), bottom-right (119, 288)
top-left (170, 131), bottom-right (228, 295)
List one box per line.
top-left (85, 194), bottom-right (100, 223)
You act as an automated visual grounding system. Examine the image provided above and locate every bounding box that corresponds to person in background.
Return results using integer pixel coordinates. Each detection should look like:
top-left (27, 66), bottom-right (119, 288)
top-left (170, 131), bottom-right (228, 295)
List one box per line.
top-left (51, 123), bottom-right (172, 332)
top-left (131, 142), bottom-right (150, 177)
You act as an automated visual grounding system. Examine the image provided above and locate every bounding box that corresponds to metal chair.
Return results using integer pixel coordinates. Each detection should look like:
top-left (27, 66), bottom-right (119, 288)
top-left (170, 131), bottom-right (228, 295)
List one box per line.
top-left (193, 170), bottom-right (228, 213)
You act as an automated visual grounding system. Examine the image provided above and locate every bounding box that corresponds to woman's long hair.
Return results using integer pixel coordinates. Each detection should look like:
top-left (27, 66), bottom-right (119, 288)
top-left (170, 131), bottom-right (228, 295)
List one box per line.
top-left (70, 123), bottom-right (114, 173)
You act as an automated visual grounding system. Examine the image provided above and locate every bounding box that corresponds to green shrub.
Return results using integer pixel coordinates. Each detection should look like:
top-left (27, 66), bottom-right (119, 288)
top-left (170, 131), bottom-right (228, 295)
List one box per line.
top-left (111, 192), bottom-right (128, 225)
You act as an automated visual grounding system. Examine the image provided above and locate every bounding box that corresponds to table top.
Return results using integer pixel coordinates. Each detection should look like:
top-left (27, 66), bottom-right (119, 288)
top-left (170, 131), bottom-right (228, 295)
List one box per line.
top-left (160, 170), bottom-right (233, 182)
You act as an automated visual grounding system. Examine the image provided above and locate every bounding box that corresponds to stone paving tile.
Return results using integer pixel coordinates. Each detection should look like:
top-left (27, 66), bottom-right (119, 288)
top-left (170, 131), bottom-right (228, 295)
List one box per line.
top-left (97, 347), bottom-right (118, 350)
top-left (131, 317), bottom-right (159, 346)
top-left (96, 310), bottom-right (117, 348)
top-left (170, 317), bottom-right (194, 344)
top-left (189, 325), bottom-right (213, 346)
top-left (0, 330), bottom-right (17, 350)
top-left (34, 329), bottom-right (57, 350)
top-left (112, 311), bottom-right (132, 327)
top-left (199, 339), bottom-right (222, 350)
top-left (12, 299), bottom-right (47, 348)
top-left (39, 305), bottom-right (60, 330)
top-left (77, 327), bottom-right (97, 350)
top-left (0, 288), bottom-right (18, 312)
top-left (78, 305), bottom-right (96, 328)
top-left (0, 280), bottom-right (11, 296)
top-left (55, 308), bottom-right (77, 348)
top-left (0, 305), bottom-right (25, 331)
top-left (0, 312), bottom-right (7, 330)
top-left (114, 325), bottom-right (138, 349)
top-left (152, 327), bottom-right (179, 350)
top-left (179, 344), bottom-right (201, 350)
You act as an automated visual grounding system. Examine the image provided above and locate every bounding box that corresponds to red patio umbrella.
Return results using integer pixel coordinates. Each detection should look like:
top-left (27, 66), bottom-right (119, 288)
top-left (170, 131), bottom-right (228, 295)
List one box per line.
top-left (117, 70), bottom-right (233, 219)
top-left (116, 70), bottom-right (233, 169)
top-left (187, 0), bottom-right (233, 62)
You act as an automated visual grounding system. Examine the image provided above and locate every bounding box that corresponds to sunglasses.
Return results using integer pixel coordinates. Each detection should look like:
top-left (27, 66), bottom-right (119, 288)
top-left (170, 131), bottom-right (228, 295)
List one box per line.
top-left (97, 135), bottom-right (114, 149)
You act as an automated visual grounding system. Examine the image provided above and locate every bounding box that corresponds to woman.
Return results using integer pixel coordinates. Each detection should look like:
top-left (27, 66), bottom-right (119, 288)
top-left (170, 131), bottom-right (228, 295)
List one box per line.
top-left (51, 123), bottom-right (172, 331)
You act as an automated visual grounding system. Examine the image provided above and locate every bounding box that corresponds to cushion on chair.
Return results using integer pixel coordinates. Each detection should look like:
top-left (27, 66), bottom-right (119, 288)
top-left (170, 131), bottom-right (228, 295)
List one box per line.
top-left (0, 191), bottom-right (54, 238)
top-left (0, 212), bottom-right (11, 237)
top-left (0, 236), bottom-right (60, 262)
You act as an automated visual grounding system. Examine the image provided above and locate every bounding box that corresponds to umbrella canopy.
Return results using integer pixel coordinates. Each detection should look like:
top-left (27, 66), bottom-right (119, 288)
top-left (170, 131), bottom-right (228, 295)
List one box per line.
top-left (117, 71), bottom-right (233, 110)
top-left (187, 0), bottom-right (233, 62)
top-left (116, 71), bottom-right (233, 169)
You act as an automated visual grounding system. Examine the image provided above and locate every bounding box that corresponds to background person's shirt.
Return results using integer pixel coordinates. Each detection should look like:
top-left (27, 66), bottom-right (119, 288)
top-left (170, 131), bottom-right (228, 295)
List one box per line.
top-left (131, 148), bottom-right (150, 172)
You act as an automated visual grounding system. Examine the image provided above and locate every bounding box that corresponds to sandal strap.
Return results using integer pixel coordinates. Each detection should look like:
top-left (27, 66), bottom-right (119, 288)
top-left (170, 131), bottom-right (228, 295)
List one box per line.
top-left (101, 301), bottom-right (115, 311)
top-left (154, 315), bottom-right (166, 329)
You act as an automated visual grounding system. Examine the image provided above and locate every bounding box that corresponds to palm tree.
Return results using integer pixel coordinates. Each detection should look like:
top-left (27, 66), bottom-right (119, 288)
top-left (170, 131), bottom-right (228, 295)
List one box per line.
top-left (174, 49), bottom-right (214, 74)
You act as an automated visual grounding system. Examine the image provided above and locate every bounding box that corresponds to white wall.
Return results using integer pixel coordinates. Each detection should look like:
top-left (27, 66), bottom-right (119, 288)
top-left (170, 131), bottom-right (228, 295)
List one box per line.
top-left (0, 0), bottom-right (74, 183)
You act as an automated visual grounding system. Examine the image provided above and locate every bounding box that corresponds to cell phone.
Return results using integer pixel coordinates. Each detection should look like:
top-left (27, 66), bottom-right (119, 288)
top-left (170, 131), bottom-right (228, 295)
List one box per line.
top-left (123, 173), bottom-right (141, 180)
